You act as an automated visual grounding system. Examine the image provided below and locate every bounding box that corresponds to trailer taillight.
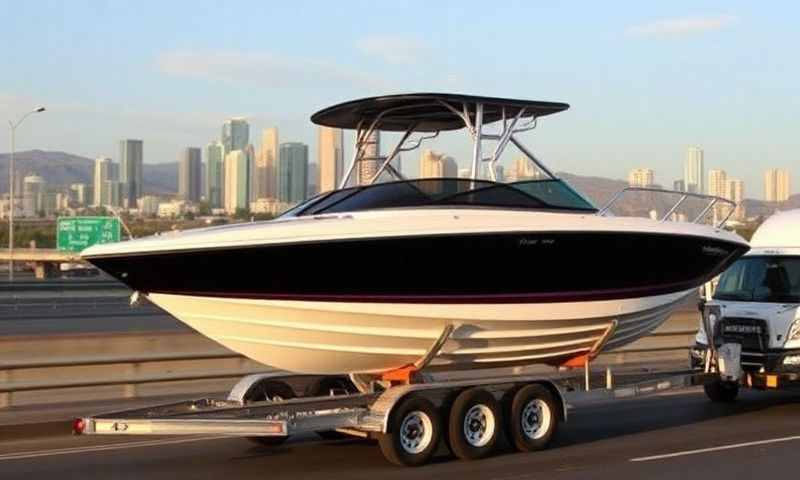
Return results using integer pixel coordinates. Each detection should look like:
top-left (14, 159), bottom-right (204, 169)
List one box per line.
top-left (72, 418), bottom-right (86, 435)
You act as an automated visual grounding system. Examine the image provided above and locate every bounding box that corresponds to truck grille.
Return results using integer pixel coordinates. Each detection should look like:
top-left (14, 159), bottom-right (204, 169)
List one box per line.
top-left (715, 317), bottom-right (770, 353)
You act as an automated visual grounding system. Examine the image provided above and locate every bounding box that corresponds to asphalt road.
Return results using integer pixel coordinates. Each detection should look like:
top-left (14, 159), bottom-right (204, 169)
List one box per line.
top-left (0, 388), bottom-right (798, 479)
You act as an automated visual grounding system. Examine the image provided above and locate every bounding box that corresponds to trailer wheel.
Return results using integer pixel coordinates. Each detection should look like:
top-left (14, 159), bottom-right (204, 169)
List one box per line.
top-left (447, 388), bottom-right (501, 461)
top-left (243, 380), bottom-right (296, 446)
top-left (704, 379), bottom-right (739, 403)
top-left (506, 384), bottom-right (558, 452)
top-left (378, 396), bottom-right (441, 467)
top-left (305, 376), bottom-right (358, 440)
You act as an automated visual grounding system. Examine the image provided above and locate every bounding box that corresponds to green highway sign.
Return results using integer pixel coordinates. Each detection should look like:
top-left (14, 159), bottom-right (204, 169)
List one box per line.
top-left (57, 216), bottom-right (121, 252)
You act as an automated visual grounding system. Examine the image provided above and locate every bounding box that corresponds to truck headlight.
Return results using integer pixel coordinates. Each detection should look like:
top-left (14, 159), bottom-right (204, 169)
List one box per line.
top-left (702, 305), bottom-right (722, 337)
top-left (788, 320), bottom-right (800, 341)
top-left (782, 355), bottom-right (800, 366)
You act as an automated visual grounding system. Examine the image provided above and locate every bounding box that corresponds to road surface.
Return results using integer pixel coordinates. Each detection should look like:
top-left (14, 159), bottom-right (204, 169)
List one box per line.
top-left (0, 388), bottom-right (797, 479)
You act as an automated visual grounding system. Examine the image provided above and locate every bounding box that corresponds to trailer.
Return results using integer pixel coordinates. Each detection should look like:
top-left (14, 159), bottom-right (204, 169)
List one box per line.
top-left (73, 367), bottom-right (714, 466)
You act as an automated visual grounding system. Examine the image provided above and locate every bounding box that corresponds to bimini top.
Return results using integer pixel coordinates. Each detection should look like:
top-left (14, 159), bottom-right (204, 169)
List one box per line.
top-left (310, 93), bottom-right (569, 132)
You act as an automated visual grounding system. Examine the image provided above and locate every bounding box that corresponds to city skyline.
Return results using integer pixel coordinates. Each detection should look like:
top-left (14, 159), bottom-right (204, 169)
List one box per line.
top-left (3, 2), bottom-right (798, 198)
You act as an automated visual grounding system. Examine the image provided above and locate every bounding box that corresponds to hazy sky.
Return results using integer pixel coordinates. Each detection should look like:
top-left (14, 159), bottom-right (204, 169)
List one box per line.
top-left (1, 0), bottom-right (797, 197)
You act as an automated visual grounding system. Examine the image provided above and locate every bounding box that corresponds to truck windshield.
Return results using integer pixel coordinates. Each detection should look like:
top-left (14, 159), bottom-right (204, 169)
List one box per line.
top-left (714, 256), bottom-right (800, 303)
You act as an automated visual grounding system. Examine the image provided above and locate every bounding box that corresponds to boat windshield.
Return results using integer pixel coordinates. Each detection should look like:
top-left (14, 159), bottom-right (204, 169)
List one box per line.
top-left (280, 178), bottom-right (597, 218)
top-left (714, 256), bottom-right (800, 303)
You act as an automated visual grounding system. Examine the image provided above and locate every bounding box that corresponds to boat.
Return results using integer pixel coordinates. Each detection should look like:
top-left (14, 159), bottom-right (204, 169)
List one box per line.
top-left (81, 93), bottom-right (749, 375)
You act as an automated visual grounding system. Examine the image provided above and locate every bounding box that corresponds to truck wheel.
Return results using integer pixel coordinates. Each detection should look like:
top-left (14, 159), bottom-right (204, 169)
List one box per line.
top-left (447, 388), bottom-right (501, 461)
top-left (506, 384), bottom-right (558, 452)
top-left (305, 376), bottom-right (358, 440)
top-left (378, 396), bottom-right (441, 467)
top-left (704, 379), bottom-right (739, 403)
top-left (243, 380), bottom-right (295, 446)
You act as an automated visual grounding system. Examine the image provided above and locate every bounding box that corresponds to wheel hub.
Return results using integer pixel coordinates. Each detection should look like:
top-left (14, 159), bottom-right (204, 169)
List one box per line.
top-left (463, 404), bottom-right (495, 447)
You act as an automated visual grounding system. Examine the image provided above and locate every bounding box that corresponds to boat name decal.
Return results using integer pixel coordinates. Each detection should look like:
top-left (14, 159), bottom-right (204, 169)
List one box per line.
top-left (519, 238), bottom-right (555, 247)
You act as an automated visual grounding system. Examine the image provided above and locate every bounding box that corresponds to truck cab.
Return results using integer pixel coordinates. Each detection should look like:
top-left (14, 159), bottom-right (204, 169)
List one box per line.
top-left (693, 209), bottom-right (800, 392)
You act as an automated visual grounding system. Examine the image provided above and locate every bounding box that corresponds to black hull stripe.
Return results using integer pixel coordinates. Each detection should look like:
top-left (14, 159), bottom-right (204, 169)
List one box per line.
top-left (149, 279), bottom-right (697, 304)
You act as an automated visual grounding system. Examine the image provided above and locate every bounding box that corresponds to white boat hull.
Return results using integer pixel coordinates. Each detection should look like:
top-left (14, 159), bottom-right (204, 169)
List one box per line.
top-left (148, 289), bottom-right (693, 374)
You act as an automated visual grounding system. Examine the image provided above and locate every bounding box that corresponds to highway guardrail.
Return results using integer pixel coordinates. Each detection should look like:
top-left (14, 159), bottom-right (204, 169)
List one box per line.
top-left (0, 329), bottom-right (697, 408)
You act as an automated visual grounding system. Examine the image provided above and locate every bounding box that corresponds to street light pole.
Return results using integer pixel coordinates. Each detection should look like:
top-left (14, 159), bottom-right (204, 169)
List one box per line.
top-left (7, 107), bottom-right (45, 282)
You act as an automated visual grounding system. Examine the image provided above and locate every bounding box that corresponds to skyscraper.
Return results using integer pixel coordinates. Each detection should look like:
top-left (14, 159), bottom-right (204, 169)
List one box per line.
top-left (244, 144), bottom-right (256, 202)
top-left (205, 141), bottom-right (225, 208)
top-left (222, 118), bottom-right (250, 152)
top-left (255, 128), bottom-right (279, 200)
top-left (307, 163), bottom-right (319, 197)
top-left (628, 168), bottom-right (655, 187)
top-left (764, 168), bottom-right (791, 202)
top-left (119, 139), bottom-right (143, 208)
top-left (684, 146), bottom-right (704, 194)
top-left (673, 179), bottom-right (686, 192)
top-left (707, 169), bottom-right (728, 224)
top-left (224, 150), bottom-right (249, 214)
top-left (278, 142), bottom-right (309, 204)
top-left (420, 150), bottom-right (457, 178)
top-left (357, 131), bottom-right (380, 185)
top-left (179, 147), bottom-right (202, 202)
top-left (93, 157), bottom-right (111, 206)
top-left (727, 179), bottom-right (745, 221)
top-left (318, 126), bottom-right (344, 192)
top-left (707, 169), bottom-right (727, 198)
top-left (22, 175), bottom-right (45, 217)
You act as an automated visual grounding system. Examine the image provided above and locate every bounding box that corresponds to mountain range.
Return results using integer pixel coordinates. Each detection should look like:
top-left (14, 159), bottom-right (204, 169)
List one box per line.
top-left (0, 150), bottom-right (797, 217)
top-left (0, 150), bottom-right (177, 195)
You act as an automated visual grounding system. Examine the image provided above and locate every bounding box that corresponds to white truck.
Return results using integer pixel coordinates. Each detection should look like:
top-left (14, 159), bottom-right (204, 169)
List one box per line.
top-left (694, 209), bottom-right (800, 400)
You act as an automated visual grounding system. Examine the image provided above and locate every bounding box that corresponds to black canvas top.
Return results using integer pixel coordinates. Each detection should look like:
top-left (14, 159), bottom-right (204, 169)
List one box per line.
top-left (310, 93), bottom-right (569, 132)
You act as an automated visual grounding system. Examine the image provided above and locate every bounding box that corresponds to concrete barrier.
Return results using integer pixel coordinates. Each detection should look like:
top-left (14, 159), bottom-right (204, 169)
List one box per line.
top-left (0, 310), bottom-right (701, 409)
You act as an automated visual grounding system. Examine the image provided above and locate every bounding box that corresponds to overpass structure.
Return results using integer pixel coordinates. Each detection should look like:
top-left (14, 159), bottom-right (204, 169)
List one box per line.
top-left (0, 248), bottom-right (84, 279)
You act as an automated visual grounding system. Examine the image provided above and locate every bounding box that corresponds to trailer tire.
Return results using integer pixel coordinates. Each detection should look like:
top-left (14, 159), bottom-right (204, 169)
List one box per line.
top-left (305, 376), bottom-right (358, 440)
top-left (447, 388), bottom-right (501, 461)
top-left (243, 380), bottom-right (296, 446)
top-left (506, 384), bottom-right (558, 452)
top-left (378, 396), bottom-right (441, 467)
top-left (704, 379), bottom-right (739, 403)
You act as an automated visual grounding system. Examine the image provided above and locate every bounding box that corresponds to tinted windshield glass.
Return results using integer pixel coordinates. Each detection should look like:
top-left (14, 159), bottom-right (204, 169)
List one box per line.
top-left (714, 256), bottom-right (800, 303)
top-left (281, 178), bottom-right (596, 217)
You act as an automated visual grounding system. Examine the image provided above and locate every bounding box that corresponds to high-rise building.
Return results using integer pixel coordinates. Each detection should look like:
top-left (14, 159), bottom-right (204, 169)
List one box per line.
top-left (119, 139), bottom-right (143, 208)
top-left (420, 150), bottom-right (458, 178)
top-left (179, 147), bottom-right (202, 202)
top-left (69, 183), bottom-right (91, 206)
top-left (278, 142), bottom-right (309, 204)
top-left (318, 126), bottom-right (344, 192)
top-left (357, 131), bottom-right (380, 185)
top-left (708, 169), bottom-right (728, 224)
top-left (673, 179), bottom-right (685, 192)
top-left (244, 144), bottom-right (256, 202)
top-left (628, 168), bottom-right (655, 187)
top-left (255, 128), bottom-right (279, 200)
top-left (22, 175), bottom-right (45, 217)
top-left (93, 157), bottom-right (111, 206)
top-left (684, 146), bottom-right (704, 194)
top-left (764, 168), bottom-right (791, 202)
top-left (727, 179), bottom-right (745, 221)
top-left (205, 141), bottom-right (225, 208)
top-left (222, 118), bottom-right (250, 152)
top-left (511, 156), bottom-right (542, 181)
top-left (307, 163), bottom-right (319, 197)
top-left (224, 150), bottom-right (249, 214)
top-left (707, 169), bottom-right (727, 198)
top-left (104, 180), bottom-right (122, 207)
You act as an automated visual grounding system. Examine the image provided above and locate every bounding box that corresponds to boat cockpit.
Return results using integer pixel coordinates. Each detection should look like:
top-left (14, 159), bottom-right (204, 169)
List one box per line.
top-left (280, 177), bottom-right (597, 218)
